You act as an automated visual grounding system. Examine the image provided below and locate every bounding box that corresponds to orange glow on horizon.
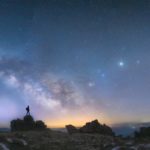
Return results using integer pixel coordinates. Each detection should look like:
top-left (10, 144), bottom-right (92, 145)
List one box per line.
top-left (45, 115), bottom-right (112, 128)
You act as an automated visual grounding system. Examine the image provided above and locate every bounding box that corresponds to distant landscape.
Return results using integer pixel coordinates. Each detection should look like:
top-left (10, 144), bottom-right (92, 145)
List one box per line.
top-left (0, 117), bottom-right (150, 150)
top-left (1, 122), bottom-right (150, 136)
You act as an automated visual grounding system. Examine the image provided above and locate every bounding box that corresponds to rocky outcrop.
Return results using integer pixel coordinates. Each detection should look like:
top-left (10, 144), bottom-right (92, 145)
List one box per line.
top-left (10, 119), bottom-right (24, 132)
top-left (35, 120), bottom-right (47, 130)
top-left (10, 115), bottom-right (47, 132)
top-left (79, 120), bottom-right (114, 136)
top-left (66, 119), bottom-right (114, 136)
top-left (66, 125), bottom-right (78, 134)
top-left (23, 115), bottom-right (35, 130)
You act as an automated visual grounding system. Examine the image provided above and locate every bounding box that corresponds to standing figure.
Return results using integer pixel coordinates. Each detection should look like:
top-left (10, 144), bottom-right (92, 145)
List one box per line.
top-left (26, 105), bottom-right (30, 115)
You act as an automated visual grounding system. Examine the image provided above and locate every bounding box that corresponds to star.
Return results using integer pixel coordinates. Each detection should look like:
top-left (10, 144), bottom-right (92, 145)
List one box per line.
top-left (97, 69), bottom-right (101, 74)
top-left (136, 60), bottom-right (140, 65)
top-left (101, 73), bottom-right (105, 78)
top-left (118, 61), bottom-right (124, 67)
top-left (88, 82), bottom-right (95, 87)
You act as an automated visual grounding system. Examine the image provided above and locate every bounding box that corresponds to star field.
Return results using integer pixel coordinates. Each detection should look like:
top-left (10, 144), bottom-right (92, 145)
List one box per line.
top-left (0, 0), bottom-right (150, 127)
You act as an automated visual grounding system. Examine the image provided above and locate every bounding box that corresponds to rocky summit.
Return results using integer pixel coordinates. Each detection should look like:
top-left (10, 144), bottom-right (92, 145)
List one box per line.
top-left (66, 119), bottom-right (114, 136)
top-left (10, 115), bottom-right (47, 132)
top-left (79, 119), bottom-right (114, 136)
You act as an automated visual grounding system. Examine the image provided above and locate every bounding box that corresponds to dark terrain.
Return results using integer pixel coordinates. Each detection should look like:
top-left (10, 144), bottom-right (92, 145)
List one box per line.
top-left (0, 116), bottom-right (150, 150)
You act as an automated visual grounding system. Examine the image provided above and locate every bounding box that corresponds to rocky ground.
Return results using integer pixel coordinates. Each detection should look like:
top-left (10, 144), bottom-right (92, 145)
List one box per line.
top-left (0, 130), bottom-right (150, 150)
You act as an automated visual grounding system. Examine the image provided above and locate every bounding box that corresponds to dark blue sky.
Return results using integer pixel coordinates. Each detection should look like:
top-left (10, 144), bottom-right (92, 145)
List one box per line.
top-left (0, 0), bottom-right (150, 127)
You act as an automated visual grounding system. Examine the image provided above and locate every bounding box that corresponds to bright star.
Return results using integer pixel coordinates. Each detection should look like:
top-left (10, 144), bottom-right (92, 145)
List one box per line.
top-left (118, 61), bottom-right (124, 67)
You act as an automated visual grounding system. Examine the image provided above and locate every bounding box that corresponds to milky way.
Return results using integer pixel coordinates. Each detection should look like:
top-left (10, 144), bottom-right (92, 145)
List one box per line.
top-left (0, 0), bottom-right (150, 127)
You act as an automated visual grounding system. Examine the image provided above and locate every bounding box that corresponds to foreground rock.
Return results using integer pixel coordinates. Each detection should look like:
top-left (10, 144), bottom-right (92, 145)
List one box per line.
top-left (6, 138), bottom-right (28, 146)
top-left (0, 130), bottom-right (150, 150)
top-left (0, 143), bottom-right (9, 150)
top-left (0, 131), bottom-right (114, 150)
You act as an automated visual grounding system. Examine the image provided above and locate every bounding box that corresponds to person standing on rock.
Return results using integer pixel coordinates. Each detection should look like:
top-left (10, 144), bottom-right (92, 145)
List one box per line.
top-left (26, 105), bottom-right (30, 115)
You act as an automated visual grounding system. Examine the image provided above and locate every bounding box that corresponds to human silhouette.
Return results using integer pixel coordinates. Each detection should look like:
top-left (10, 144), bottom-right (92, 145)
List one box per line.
top-left (26, 105), bottom-right (30, 115)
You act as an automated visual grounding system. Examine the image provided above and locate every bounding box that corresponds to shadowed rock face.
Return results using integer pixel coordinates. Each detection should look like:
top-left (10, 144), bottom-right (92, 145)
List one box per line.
top-left (66, 125), bottom-right (78, 134)
top-left (66, 119), bottom-right (114, 136)
top-left (35, 121), bottom-right (47, 130)
top-left (10, 119), bottom-right (24, 132)
top-left (23, 115), bottom-right (35, 131)
top-left (79, 120), bottom-right (114, 136)
top-left (10, 115), bottom-right (47, 132)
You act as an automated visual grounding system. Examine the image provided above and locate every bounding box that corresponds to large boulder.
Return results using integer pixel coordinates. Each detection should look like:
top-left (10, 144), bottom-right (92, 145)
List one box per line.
top-left (79, 119), bottom-right (114, 136)
top-left (66, 125), bottom-right (79, 134)
top-left (23, 115), bottom-right (35, 130)
top-left (11, 119), bottom-right (24, 132)
top-left (35, 120), bottom-right (47, 130)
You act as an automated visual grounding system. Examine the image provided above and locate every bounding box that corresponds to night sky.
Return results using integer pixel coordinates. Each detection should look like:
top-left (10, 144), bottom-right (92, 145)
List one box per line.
top-left (0, 0), bottom-right (150, 128)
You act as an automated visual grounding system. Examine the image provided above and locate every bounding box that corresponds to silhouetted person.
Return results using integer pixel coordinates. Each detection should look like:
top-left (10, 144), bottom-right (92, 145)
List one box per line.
top-left (26, 105), bottom-right (30, 115)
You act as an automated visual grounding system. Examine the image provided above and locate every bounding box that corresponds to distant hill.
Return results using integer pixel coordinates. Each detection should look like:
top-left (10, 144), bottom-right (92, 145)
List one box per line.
top-left (1, 122), bottom-right (150, 136)
top-left (52, 128), bottom-right (67, 132)
top-left (0, 128), bottom-right (10, 132)
top-left (51, 122), bottom-right (150, 136)
top-left (112, 122), bottom-right (150, 136)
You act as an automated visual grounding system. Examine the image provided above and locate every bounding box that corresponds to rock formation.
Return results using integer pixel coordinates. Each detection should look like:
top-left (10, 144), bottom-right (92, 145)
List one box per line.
top-left (66, 119), bottom-right (114, 136)
top-left (79, 120), bottom-right (114, 136)
top-left (10, 115), bottom-right (47, 132)
top-left (66, 125), bottom-right (78, 134)
top-left (35, 120), bottom-right (47, 130)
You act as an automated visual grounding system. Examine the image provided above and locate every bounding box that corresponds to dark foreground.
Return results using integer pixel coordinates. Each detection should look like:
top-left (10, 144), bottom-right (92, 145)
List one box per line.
top-left (0, 130), bottom-right (150, 150)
